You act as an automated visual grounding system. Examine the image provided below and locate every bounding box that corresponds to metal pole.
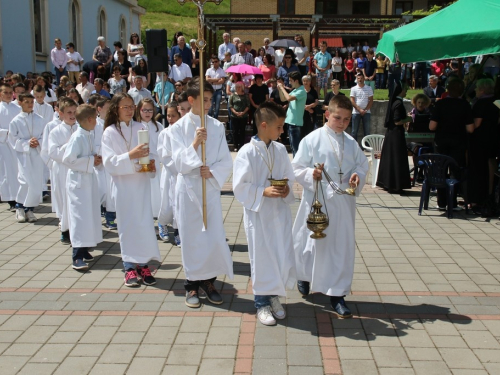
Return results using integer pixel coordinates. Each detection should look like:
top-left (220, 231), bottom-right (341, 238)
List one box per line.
top-left (198, 8), bottom-right (208, 230)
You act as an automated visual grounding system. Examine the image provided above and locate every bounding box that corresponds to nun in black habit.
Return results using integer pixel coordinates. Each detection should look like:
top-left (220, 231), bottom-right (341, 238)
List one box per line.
top-left (376, 82), bottom-right (412, 193)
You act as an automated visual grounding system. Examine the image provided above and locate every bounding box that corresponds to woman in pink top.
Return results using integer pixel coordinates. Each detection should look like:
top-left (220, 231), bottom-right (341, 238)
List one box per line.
top-left (259, 54), bottom-right (276, 86)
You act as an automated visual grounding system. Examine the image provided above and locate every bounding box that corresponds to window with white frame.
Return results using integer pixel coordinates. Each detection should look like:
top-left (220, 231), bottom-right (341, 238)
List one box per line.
top-left (98, 8), bottom-right (107, 39)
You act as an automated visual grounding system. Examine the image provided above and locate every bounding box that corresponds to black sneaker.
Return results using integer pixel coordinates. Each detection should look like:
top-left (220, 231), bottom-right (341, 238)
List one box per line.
top-left (83, 250), bottom-right (94, 262)
top-left (200, 281), bottom-right (223, 305)
top-left (124, 269), bottom-right (140, 287)
top-left (330, 297), bottom-right (352, 319)
top-left (297, 280), bottom-right (310, 296)
top-left (137, 265), bottom-right (156, 286)
top-left (185, 290), bottom-right (201, 308)
top-left (61, 231), bottom-right (71, 245)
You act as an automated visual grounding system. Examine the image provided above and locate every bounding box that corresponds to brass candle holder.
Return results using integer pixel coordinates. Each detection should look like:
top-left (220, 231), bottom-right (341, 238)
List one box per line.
top-left (306, 179), bottom-right (329, 239)
top-left (268, 178), bottom-right (289, 187)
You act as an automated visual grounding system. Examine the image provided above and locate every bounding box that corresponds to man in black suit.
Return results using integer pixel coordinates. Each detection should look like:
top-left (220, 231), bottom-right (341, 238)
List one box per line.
top-left (423, 75), bottom-right (445, 106)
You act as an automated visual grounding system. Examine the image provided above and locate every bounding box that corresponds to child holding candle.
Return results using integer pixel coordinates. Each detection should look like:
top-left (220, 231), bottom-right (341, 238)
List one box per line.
top-left (62, 105), bottom-right (103, 271)
top-left (101, 93), bottom-right (160, 287)
top-left (170, 77), bottom-right (233, 308)
top-left (233, 101), bottom-right (296, 325)
top-left (157, 102), bottom-right (180, 243)
top-left (136, 98), bottom-right (163, 218)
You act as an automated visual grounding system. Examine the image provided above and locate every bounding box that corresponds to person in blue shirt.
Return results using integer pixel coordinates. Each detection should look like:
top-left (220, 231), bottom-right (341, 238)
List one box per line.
top-left (91, 78), bottom-right (111, 98)
top-left (277, 50), bottom-right (300, 90)
top-left (170, 36), bottom-right (192, 67)
top-left (313, 42), bottom-right (332, 99)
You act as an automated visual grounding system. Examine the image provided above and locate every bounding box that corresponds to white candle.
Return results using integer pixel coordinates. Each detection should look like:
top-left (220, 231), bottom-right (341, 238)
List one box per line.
top-left (137, 129), bottom-right (149, 165)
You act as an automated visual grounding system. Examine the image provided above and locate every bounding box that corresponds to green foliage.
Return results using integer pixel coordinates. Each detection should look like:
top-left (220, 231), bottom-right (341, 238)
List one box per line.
top-left (403, 1), bottom-right (457, 16)
top-left (138, 0), bottom-right (230, 16)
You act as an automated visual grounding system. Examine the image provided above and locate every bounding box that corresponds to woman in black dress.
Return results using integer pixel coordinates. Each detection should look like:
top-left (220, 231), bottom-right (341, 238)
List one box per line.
top-left (376, 82), bottom-right (412, 193)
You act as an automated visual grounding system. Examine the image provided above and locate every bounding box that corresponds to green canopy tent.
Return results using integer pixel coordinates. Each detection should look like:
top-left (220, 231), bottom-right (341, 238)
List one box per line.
top-left (377, 0), bottom-right (500, 63)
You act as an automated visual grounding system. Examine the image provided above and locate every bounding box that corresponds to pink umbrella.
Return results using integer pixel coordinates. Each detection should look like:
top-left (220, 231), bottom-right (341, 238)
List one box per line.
top-left (225, 64), bottom-right (262, 75)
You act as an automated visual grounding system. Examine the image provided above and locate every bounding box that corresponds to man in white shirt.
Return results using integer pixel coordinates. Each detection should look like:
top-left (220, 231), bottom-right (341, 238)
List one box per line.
top-left (66, 43), bottom-right (84, 84)
top-left (350, 73), bottom-right (374, 149)
top-left (169, 54), bottom-right (192, 84)
top-left (76, 72), bottom-right (95, 104)
top-left (218, 33), bottom-right (237, 61)
top-left (231, 43), bottom-right (255, 66)
top-left (128, 76), bottom-right (153, 105)
top-left (51, 38), bottom-right (69, 86)
top-left (263, 38), bottom-right (275, 56)
top-left (205, 56), bottom-right (227, 119)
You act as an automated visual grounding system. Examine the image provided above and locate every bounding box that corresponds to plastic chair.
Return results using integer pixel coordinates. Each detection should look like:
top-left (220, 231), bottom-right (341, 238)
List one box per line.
top-left (362, 135), bottom-right (385, 188)
top-left (417, 154), bottom-right (467, 219)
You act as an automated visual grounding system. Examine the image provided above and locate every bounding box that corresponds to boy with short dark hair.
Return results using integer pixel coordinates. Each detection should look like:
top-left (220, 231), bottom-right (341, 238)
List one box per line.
top-left (8, 93), bottom-right (45, 222)
top-left (62, 104), bottom-right (103, 270)
top-left (170, 77), bottom-right (233, 308)
top-left (233, 101), bottom-right (296, 325)
top-left (48, 98), bottom-right (79, 243)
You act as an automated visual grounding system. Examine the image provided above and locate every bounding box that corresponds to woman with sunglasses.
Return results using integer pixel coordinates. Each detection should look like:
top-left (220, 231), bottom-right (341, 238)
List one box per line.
top-left (128, 33), bottom-right (141, 66)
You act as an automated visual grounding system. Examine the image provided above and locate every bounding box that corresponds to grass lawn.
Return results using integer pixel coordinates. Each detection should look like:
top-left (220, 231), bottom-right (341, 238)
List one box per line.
top-left (139, 0), bottom-right (230, 43)
top-left (338, 89), bottom-right (422, 101)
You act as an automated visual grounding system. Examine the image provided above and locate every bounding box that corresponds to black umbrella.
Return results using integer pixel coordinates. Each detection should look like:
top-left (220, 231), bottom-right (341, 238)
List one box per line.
top-left (268, 39), bottom-right (301, 49)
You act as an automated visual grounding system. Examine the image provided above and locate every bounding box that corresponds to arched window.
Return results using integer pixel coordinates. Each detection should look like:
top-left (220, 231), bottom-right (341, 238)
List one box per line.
top-left (69, 0), bottom-right (81, 49)
top-left (98, 7), bottom-right (107, 39)
top-left (33, 0), bottom-right (44, 53)
top-left (120, 16), bottom-right (127, 47)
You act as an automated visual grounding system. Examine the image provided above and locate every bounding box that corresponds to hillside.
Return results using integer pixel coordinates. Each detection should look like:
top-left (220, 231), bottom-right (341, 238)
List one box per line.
top-left (138, 0), bottom-right (230, 44)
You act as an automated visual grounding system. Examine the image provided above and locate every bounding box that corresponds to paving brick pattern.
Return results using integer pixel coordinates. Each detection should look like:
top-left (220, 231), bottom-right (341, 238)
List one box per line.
top-left (0, 163), bottom-right (499, 374)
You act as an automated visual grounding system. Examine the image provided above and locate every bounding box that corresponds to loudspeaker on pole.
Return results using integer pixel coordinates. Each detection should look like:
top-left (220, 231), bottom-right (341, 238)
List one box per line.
top-left (145, 29), bottom-right (168, 73)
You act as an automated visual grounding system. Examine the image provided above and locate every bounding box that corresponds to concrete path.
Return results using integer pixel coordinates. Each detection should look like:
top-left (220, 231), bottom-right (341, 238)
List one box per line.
top-left (0, 159), bottom-right (499, 375)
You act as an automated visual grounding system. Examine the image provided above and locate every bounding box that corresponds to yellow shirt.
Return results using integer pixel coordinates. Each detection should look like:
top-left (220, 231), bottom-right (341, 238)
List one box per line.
top-left (376, 59), bottom-right (385, 74)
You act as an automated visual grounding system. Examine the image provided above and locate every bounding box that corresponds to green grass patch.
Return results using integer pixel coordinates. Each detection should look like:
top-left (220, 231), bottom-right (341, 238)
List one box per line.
top-left (138, 0), bottom-right (230, 17)
top-left (338, 88), bottom-right (422, 101)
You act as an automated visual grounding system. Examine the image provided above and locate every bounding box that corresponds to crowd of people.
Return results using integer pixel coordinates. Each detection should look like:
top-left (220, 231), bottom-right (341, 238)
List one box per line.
top-left (0, 31), bottom-right (373, 326)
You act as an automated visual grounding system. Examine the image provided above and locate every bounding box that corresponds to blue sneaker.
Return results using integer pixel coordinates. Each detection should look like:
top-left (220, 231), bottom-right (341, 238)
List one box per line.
top-left (158, 223), bottom-right (168, 242)
top-left (104, 211), bottom-right (117, 229)
top-left (174, 234), bottom-right (181, 247)
top-left (72, 259), bottom-right (88, 271)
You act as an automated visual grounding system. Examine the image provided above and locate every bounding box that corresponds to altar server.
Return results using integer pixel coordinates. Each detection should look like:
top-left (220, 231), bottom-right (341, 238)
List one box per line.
top-left (62, 105), bottom-right (103, 271)
top-left (0, 83), bottom-right (20, 211)
top-left (292, 95), bottom-right (368, 318)
top-left (48, 98), bottom-right (78, 244)
top-left (101, 93), bottom-right (160, 287)
top-left (9, 93), bottom-right (45, 223)
top-left (233, 101), bottom-right (296, 326)
top-left (170, 77), bottom-right (233, 308)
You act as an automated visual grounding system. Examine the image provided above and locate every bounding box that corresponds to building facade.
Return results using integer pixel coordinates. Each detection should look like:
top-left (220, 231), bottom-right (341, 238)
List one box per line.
top-left (0, 0), bottom-right (145, 76)
top-left (227, 0), bottom-right (447, 50)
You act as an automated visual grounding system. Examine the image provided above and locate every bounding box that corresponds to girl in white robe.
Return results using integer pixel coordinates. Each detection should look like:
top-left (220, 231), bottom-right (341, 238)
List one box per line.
top-left (48, 100), bottom-right (78, 241)
top-left (0, 86), bottom-right (21, 209)
top-left (233, 102), bottom-right (296, 325)
top-left (33, 90), bottom-right (54, 199)
top-left (8, 95), bottom-right (45, 223)
top-left (136, 98), bottom-right (164, 218)
top-left (292, 95), bottom-right (368, 318)
top-left (62, 106), bottom-right (103, 270)
top-left (101, 93), bottom-right (160, 287)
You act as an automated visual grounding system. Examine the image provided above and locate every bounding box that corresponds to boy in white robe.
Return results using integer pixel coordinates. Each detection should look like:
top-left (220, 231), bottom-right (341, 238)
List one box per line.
top-left (233, 102), bottom-right (296, 326)
top-left (292, 95), bottom-right (368, 318)
top-left (94, 97), bottom-right (111, 221)
top-left (62, 105), bottom-right (103, 271)
top-left (8, 93), bottom-right (45, 223)
top-left (33, 85), bottom-right (54, 199)
top-left (0, 83), bottom-right (21, 211)
top-left (48, 98), bottom-right (79, 244)
top-left (170, 77), bottom-right (233, 308)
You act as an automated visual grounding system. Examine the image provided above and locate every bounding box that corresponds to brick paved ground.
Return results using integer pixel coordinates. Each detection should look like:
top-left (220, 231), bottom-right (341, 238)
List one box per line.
top-left (0, 156), bottom-right (499, 374)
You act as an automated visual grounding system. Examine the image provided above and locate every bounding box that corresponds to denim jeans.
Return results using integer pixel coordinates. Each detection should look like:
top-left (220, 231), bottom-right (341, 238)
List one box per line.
top-left (288, 124), bottom-right (302, 157)
top-left (255, 295), bottom-right (276, 309)
top-left (209, 89), bottom-right (223, 119)
top-left (351, 113), bottom-right (371, 146)
top-left (73, 247), bottom-right (88, 261)
top-left (54, 67), bottom-right (68, 86)
top-left (123, 262), bottom-right (146, 271)
top-left (375, 73), bottom-right (385, 89)
top-left (184, 277), bottom-right (217, 292)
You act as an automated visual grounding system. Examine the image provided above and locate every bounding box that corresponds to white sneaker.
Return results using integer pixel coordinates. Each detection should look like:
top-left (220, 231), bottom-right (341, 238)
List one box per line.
top-left (16, 208), bottom-right (26, 223)
top-left (26, 211), bottom-right (37, 223)
top-left (257, 305), bottom-right (276, 326)
top-left (269, 296), bottom-right (286, 320)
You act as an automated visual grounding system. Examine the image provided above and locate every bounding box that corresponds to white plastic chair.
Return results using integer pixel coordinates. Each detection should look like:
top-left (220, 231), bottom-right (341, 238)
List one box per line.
top-left (362, 135), bottom-right (385, 188)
